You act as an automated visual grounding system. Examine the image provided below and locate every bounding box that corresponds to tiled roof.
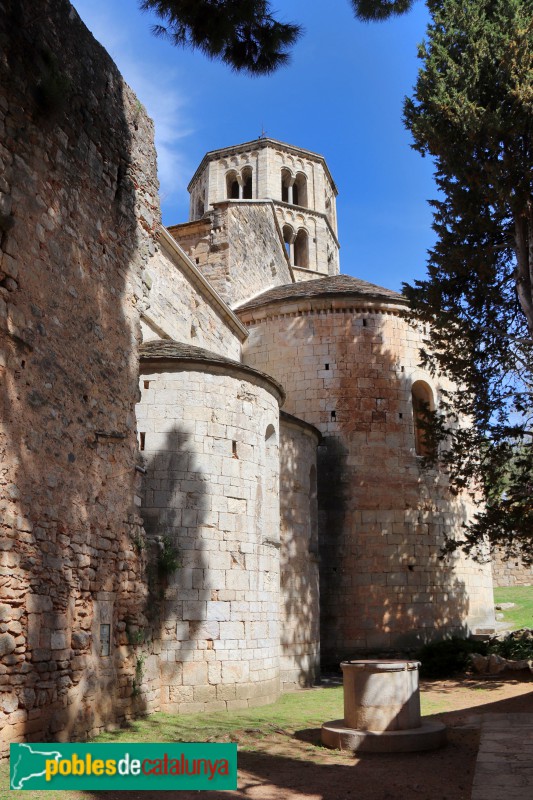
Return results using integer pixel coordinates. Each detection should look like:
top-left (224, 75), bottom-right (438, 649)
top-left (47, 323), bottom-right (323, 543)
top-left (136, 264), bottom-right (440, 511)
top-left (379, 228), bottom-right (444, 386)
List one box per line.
top-left (139, 340), bottom-right (285, 401)
top-left (140, 340), bottom-right (239, 367)
top-left (235, 274), bottom-right (405, 313)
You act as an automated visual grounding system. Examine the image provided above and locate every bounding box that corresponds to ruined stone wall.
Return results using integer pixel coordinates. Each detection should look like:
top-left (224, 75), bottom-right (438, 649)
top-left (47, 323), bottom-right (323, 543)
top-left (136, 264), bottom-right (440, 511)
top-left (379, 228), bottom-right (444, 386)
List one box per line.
top-left (239, 299), bottom-right (495, 662)
top-left (170, 202), bottom-right (293, 308)
top-left (136, 355), bottom-right (282, 710)
top-left (492, 549), bottom-right (533, 587)
top-left (140, 231), bottom-right (243, 360)
top-left (279, 415), bottom-right (320, 689)
top-left (0, 0), bottom-right (161, 753)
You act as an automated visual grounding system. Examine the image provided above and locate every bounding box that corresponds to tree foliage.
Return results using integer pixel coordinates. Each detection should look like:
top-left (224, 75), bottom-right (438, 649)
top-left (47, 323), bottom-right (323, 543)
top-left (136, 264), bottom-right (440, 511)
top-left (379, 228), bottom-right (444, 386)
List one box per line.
top-left (350, 0), bottom-right (415, 22)
top-left (140, 0), bottom-right (301, 75)
top-left (138, 0), bottom-right (416, 74)
top-left (401, 0), bottom-right (533, 559)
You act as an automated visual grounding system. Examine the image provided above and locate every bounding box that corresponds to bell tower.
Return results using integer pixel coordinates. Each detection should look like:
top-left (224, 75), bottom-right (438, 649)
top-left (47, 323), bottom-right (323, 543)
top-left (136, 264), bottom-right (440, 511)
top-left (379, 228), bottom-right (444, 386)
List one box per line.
top-left (187, 138), bottom-right (340, 280)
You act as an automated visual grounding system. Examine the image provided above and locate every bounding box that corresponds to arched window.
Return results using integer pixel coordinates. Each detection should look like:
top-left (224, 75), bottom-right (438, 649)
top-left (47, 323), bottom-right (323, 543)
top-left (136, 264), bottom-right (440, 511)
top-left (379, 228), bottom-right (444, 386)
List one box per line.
top-left (411, 381), bottom-right (435, 457)
top-left (281, 168), bottom-right (292, 203)
top-left (294, 229), bottom-right (309, 268)
top-left (265, 423), bottom-right (276, 443)
top-left (282, 224), bottom-right (294, 260)
top-left (293, 172), bottom-right (308, 208)
top-left (242, 166), bottom-right (253, 199)
top-left (226, 170), bottom-right (239, 199)
top-left (196, 196), bottom-right (205, 218)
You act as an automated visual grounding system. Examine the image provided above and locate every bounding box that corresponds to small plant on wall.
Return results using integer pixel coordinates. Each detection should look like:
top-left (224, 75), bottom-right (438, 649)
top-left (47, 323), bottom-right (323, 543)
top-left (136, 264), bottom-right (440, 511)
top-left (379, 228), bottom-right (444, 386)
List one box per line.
top-left (132, 653), bottom-right (145, 698)
top-left (144, 533), bottom-right (181, 607)
top-left (156, 534), bottom-right (181, 576)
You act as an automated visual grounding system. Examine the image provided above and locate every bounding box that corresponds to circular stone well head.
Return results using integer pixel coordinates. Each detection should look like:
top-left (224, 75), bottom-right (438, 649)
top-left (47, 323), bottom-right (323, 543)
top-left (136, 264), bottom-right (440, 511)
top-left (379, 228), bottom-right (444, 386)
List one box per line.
top-left (341, 659), bottom-right (421, 732)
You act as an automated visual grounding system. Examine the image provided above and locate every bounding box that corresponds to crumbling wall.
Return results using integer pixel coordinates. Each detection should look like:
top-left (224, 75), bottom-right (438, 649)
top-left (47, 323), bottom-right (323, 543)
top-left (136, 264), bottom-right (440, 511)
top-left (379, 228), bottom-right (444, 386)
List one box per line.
top-left (0, 0), bottom-right (161, 752)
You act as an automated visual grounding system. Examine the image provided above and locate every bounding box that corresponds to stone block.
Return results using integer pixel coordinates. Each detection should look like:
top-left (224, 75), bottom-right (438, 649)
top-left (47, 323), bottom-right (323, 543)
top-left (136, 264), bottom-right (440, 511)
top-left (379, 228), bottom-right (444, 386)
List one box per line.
top-left (0, 634), bottom-right (16, 656)
top-left (222, 661), bottom-right (249, 684)
top-left (51, 632), bottom-right (67, 650)
top-left (169, 685), bottom-right (193, 703)
top-left (216, 683), bottom-right (236, 701)
top-left (160, 661), bottom-right (182, 685)
top-left (182, 601), bottom-right (206, 620)
top-left (182, 660), bottom-right (208, 686)
top-left (175, 621), bottom-right (190, 640)
top-left (193, 684), bottom-right (217, 703)
top-left (0, 691), bottom-right (18, 713)
top-left (205, 602), bottom-right (230, 621)
top-left (26, 595), bottom-right (53, 613)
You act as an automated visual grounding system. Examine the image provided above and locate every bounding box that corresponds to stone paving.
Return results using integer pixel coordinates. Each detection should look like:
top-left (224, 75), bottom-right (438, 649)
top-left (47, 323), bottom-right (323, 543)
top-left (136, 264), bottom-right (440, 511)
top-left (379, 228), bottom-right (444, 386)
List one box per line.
top-left (471, 713), bottom-right (533, 799)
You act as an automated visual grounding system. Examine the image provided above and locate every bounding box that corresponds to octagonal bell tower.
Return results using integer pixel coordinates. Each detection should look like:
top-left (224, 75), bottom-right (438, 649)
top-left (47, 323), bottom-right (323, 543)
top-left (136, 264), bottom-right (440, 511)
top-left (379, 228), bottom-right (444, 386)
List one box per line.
top-left (187, 138), bottom-right (340, 280)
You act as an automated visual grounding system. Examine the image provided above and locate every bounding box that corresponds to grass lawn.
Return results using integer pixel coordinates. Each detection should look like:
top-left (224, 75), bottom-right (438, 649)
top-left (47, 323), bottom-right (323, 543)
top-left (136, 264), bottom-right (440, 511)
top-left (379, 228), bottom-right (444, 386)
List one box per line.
top-left (0, 684), bottom-right (449, 798)
top-left (494, 585), bottom-right (533, 629)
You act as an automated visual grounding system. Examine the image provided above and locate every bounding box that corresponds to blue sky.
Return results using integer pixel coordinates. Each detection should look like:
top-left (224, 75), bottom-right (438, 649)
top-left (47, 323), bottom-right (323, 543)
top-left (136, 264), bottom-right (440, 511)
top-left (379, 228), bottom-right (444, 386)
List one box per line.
top-left (71, 0), bottom-right (436, 293)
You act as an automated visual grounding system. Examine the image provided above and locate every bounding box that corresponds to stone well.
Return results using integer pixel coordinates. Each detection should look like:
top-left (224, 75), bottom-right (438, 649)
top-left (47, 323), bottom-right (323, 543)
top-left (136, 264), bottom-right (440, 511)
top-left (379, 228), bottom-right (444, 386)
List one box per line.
top-left (321, 660), bottom-right (446, 753)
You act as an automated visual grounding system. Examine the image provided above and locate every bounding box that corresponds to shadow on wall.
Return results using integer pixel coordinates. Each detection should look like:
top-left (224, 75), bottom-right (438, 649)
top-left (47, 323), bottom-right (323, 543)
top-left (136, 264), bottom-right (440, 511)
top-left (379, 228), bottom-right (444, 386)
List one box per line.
top-left (139, 424), bottom-right (210, 707)
top-left (317, 316), bottom-right (486, 668)
top-left (280, 435), bottom-right (321, 688)
top-left (0, 0), bottom-right (158, 751)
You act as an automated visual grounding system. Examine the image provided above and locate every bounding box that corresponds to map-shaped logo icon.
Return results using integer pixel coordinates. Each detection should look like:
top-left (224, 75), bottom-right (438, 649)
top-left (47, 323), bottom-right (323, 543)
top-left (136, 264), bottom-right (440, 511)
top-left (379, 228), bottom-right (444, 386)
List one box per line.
top-left (10, 743), bottom-right (63, 789)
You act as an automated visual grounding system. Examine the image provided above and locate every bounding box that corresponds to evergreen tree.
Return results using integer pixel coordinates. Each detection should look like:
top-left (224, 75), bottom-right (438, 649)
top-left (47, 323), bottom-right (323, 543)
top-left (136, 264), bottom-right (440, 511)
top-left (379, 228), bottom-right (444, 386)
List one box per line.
top-left (401, 0), bottom-right (533, 558)
top-left (140, 0), bottom-right (301, 75)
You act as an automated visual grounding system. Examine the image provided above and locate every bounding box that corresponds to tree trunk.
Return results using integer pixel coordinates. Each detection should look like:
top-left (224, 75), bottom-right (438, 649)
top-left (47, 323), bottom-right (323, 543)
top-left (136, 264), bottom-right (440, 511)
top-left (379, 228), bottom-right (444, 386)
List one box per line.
top-left (514, 205), bottom-right (533, 336)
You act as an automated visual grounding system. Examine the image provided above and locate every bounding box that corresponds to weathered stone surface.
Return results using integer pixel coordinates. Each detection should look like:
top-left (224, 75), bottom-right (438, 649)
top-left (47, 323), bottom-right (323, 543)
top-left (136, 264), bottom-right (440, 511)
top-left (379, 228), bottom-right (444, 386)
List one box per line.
top-left (0, 634), bottom-right (16, 657)
top-left (0, 691), bottom-right (19, 713)
top-left (238, 287), bottom-right (495, 660)
top-left (0, 0), bottom-right (159, 754)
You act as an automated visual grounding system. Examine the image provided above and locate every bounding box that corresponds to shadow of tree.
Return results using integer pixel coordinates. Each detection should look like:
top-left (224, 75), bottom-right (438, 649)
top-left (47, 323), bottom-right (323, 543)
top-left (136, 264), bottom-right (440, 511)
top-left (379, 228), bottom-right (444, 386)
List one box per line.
top-left (279, 415), bottom-right (321, 689)
top-left (239, 299), bottom-right (494, 673)
top-left (138, 423), bottom-right (209, 707)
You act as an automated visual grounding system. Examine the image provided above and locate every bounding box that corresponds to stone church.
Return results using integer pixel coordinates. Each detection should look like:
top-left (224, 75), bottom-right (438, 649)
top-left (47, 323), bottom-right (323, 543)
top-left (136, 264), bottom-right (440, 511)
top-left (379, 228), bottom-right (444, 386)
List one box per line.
top-left (0, 0), bottom-right (494, 753)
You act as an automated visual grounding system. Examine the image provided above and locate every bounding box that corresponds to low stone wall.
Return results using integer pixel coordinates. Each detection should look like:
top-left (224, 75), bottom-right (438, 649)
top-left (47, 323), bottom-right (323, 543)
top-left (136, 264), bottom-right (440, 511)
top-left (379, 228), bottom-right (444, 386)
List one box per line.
top-left (492, 549), bottom-right (533, 587)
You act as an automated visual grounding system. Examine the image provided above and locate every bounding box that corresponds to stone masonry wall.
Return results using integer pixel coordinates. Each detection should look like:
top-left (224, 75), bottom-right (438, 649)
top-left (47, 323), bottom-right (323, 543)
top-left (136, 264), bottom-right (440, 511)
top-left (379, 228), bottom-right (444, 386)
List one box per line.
top-left (279, 415), bottom-right (320, 689)
top-left (170, 202), bottom-right (292, 309)
top-left (0, 0), bottom-right (161, 753)
top-left (240, 300), bottom-right (495, 662)
top-left (140, 232), bottom-right (242, 360)
top-left (136, 361), bottom-right (282, 710)
top-left (492, 549), bottom-right (533, 587)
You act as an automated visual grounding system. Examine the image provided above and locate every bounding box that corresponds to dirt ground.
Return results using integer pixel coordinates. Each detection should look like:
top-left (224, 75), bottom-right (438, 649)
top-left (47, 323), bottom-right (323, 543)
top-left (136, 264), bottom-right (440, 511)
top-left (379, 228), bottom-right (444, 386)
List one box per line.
top-left (29, 673), bottom-right (532, 800)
